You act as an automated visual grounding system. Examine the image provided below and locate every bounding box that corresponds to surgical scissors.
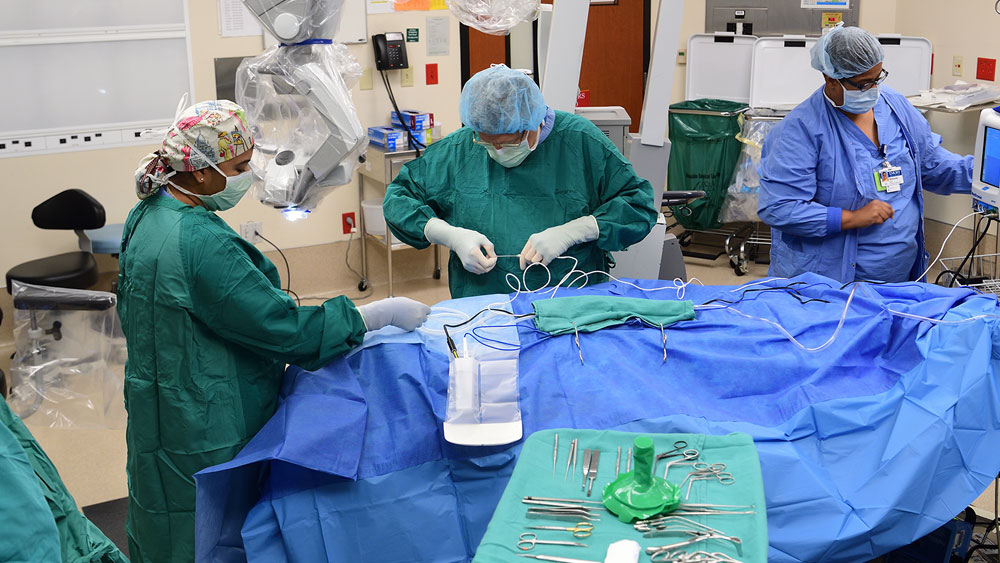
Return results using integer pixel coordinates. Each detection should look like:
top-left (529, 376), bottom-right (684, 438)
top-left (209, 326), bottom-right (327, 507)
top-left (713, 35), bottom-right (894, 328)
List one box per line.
top-left (517, 555), bottom-right (602, 563)
top-left (527, 522), bottom-right (594, 538)
top-left (517, 533), bottom-right (588, 551)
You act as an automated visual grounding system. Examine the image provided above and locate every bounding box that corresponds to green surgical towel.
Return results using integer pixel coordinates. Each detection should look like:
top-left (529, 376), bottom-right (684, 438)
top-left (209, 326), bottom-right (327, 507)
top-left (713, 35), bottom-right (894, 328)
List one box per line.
top-left (532, 296), bottom-right (695, 335)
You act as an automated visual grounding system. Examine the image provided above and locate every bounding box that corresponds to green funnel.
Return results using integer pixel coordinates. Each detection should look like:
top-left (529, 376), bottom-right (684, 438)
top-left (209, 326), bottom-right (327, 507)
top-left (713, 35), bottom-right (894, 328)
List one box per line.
top-left (602, 436), bottom-right (681, 522)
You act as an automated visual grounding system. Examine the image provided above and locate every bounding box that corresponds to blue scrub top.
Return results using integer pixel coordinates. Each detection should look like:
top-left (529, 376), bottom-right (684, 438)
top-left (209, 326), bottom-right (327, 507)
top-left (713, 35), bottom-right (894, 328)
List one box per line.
top-left (841, 100), bottom-right (920, 282)
top-left (758, 86), bottom-right (973, 283)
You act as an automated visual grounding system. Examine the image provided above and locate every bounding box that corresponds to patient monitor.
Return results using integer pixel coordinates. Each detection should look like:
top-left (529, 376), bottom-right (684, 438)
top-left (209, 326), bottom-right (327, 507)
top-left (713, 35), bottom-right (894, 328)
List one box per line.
top-left (971, 107), bottom-right (1000, 217)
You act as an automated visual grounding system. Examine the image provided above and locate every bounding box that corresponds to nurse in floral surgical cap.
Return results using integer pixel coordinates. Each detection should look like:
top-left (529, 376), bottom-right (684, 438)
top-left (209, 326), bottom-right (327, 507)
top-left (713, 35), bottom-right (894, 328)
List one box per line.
top-left (117, 99), bottom-right (429, 562)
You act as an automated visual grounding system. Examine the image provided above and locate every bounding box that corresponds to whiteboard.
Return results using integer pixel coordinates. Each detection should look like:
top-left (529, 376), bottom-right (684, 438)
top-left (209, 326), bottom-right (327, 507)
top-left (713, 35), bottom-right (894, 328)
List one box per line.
top-left (0, 0), bottom-right (184, 31)
top-left (0, 0), bottom-right (191, 145)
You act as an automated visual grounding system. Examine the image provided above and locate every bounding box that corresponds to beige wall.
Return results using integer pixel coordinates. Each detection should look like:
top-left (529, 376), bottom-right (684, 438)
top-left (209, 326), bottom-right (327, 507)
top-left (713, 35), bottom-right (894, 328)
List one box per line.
top-left (0, 1), bottom-right (462, 278)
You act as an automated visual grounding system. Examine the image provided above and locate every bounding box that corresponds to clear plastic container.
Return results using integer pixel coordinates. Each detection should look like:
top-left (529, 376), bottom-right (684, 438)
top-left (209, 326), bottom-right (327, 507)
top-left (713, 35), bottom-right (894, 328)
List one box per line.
top-left (443, 349), bottom-right (522, 446)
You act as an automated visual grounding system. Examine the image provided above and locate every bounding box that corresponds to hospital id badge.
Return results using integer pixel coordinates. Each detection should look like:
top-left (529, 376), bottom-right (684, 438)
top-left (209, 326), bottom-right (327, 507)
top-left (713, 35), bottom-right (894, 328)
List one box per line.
top-left (876, 165), bottom-right (904, 193)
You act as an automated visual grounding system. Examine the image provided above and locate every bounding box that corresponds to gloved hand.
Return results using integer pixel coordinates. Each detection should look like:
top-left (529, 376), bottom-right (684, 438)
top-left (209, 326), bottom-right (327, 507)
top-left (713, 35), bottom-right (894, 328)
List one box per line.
top-left (424, 217), bottom-right (497, 274)
top-left (357, 297), bottom-right (431, 331)
top-left (520, 216), bottom-right (599, 270)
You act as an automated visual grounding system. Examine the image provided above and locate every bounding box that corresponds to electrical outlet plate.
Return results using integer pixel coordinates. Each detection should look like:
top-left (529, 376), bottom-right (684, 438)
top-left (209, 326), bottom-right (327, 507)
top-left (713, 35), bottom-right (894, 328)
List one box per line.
top-left (401, 67), bottom-right (414, 87)
top-left (953, 55), bottom-right (964, 77)
top-left (240, 221), bottom-right (262, 243)
top-left (360, 68), bottom-right (374, 90)
top-left (425, 63), bottom-right (438, 85)
top-left (342, 212), bottom-right (356, 234)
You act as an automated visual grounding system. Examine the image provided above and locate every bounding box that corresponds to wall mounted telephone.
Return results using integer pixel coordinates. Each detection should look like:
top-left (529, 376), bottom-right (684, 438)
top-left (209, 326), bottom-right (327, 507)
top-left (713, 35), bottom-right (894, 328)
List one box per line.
top-left (372, 32), bottom-right (408, 70)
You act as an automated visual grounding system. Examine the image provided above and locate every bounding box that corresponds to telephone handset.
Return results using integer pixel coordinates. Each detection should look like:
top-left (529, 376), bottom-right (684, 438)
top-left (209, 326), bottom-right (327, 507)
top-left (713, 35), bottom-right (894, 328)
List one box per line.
top-left (372, 32), bottom-right (409, 71)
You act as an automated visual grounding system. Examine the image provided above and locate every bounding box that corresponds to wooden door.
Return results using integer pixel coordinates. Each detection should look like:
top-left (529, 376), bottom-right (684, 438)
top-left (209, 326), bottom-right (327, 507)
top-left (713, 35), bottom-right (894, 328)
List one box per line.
top-left (577, 0), bottom-right (649, 133)
top-left (461, 25), bottom-right (509, 87)
top-left (461, 1), bottom-right (649, 132)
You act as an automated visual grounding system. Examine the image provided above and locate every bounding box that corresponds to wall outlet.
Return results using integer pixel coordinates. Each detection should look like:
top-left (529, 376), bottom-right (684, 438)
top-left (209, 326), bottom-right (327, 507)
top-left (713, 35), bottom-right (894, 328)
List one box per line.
top-left (342, 212), bottom-right (356, 234)
top-left (425, 63), bottom-right (438, 85)
top-left (977, 57), bottom-right (996, 81)
top-left (677, 50), bottom-right (686, 65)
top-left (953, 55), bottom-right (964, 77)
top-left (240, 221), bottom-right (262, 244)
top-left (360, 67), bottom-right (374, 90)
top-left (400, 67), bottom-right (414, 87)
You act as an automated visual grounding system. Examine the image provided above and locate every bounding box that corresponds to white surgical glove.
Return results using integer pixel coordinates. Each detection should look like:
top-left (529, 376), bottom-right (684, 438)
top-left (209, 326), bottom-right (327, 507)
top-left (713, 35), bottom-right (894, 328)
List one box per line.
top-left (424, 217), bottom-right (498, 275)
top-left (520, 216), bottom-right (599, 270)
top-left (357, 297), bottom-right (431, 332)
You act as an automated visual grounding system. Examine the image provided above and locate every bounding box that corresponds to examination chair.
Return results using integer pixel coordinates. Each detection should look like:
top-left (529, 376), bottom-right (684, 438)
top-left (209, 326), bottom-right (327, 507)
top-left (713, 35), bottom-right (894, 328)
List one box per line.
top-left (5, 189), bottom-right (106, 294)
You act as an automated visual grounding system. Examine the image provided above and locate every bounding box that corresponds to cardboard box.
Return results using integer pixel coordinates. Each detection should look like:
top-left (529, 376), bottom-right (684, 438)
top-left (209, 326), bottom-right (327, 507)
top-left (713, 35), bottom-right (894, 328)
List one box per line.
top-left (368, 126), bottom-right (406, 151)
top-left (391, 110), bottom-right (434, 130)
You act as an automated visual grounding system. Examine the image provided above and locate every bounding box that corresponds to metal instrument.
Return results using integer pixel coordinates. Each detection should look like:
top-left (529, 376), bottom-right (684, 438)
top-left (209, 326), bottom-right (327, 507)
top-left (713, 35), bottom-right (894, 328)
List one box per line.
top-left (586, 449), bottom-right (600, 497)
top-left (680, 463), bottom-right (735, 500)
top-left (527, 522), bottom-right (594, 538)
top-left (581, 449), bottom-right (592, 491)
top-left (522, 497), bottom-right (603, 505)
top-left (526, 508), bottom-right (601, 522)
top-left (517, 554), bottom-right (603, 563)
top-left (517, 533), bottom-right (588, 551)
top-left (660, 450), bottom-right (701, 478)
top-left (564, 439), bottom-right (577, 481)
top-left (616, 446), bottom-right (621, 476)
top-left (553, 434), bottom-right (559, 478)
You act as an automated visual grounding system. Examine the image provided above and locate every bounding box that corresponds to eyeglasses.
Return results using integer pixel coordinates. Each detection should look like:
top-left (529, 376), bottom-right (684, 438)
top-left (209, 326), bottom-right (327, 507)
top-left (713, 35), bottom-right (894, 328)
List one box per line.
top-left (841, 68), bottom-right (889, 92)
top-left (472, 131), bottom-right (528, 149)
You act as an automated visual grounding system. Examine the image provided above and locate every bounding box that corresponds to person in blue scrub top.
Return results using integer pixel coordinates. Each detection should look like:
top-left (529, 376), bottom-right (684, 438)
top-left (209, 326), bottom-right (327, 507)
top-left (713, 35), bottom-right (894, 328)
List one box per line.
top-left (759, 24), bottom-right (973, 283)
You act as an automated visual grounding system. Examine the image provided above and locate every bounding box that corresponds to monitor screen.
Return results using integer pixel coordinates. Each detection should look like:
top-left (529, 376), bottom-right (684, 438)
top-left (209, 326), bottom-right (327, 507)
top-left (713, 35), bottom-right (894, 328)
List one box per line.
top-left (982, 126), bottom-right (1000, 188)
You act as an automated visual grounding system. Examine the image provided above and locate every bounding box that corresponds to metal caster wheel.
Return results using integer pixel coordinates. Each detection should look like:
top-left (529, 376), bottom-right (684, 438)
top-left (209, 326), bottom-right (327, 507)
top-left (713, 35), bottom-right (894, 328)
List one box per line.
top-left (730, 258), bottom-right (749, 276)
top-left (678, 232), bottom-right (693, 247)
top-left (433, 268), bottom-right (441, 280)
top-left (358, 280), bottom-right (369, 291)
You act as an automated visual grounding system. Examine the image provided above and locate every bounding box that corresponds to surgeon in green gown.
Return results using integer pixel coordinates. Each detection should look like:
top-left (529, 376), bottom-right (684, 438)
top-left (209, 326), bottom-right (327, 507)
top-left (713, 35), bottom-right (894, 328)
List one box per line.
top-left (383, 65), bottom-right (658, 298)
top-left (119, 100), bottom-right (430, 562)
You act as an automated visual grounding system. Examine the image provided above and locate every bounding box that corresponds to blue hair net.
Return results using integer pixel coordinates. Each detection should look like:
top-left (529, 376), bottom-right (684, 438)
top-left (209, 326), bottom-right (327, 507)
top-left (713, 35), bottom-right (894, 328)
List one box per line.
top-left (810, 24), bottom-right (884, 79)
top-left (459, 64), bottom-right (546, 134)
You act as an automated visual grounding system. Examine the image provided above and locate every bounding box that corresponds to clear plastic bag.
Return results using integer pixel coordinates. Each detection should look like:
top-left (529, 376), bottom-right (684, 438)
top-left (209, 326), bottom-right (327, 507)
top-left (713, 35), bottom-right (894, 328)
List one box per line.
top-left (247, 0), bottom-right (346, 46)
top-left (8, 282), bottom-right (126, 429)
top-left (443, 349), bottom-right (522, 446)
top-left (719, 117), bottom-right (779, 224)
top-left (236, 42), bottom-right (367, 216)
top-left (445, 0), bottom-right (541, 36)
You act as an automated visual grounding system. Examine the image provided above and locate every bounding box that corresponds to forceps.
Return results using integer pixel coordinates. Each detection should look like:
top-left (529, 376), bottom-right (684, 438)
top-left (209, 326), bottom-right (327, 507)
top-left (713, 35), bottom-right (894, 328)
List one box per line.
top-left (517, 533), bottom-right (588, 551)
top-left (527, 522), bottom-right (594, 538)
top-left (660, 449), bottom-right (701, 478)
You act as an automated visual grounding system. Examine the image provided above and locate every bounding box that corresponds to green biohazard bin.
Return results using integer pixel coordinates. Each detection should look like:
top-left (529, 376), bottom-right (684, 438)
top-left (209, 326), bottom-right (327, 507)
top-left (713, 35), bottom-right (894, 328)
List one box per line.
top-left (667, 99), bottom-right (748, 230)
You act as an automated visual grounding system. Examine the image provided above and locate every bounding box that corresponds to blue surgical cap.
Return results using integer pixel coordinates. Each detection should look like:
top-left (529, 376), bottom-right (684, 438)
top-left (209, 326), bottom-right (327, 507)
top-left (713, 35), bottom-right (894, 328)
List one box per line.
top-left (459, 64), bottom-right (547, 135)
top-left (810, 24), bottom-right (884, 79)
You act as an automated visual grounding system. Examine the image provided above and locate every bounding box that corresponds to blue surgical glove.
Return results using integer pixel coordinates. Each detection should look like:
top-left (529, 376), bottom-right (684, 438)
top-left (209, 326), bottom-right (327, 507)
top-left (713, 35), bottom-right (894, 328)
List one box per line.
top-left (519, 216), bottom-right (599, 270)
top-left (357, 297), bottom-right (431, 331)
top-left (424, 217), bottom-right (498, 275)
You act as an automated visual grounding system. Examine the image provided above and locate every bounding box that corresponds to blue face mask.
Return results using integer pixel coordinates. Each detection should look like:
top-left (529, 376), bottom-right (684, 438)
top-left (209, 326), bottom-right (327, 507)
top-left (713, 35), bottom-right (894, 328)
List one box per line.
top-left (826, 82), bottom-right (881, 114)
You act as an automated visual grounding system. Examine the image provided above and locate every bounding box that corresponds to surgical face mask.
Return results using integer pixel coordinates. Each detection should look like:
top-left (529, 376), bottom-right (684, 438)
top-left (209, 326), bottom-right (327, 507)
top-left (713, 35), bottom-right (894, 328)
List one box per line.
top-left (826, 82), bottom-right (881, 114)
top-left (486, 130), bottom-right (538, 168)
top-left (167, 167), bottom-right (253, 212)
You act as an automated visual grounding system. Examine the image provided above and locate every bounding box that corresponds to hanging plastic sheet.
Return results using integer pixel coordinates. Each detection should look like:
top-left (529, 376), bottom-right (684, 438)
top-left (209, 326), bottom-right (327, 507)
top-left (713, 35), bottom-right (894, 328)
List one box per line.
top-left (8, 281), bottom-right (126, 429)
top-left (195, 275), bottom-right (1000, 562)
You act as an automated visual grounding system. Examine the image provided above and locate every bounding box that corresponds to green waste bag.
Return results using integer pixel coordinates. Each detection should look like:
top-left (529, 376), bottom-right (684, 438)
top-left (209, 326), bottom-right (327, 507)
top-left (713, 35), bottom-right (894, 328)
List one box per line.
top-left (667, 99), bottom-right (748, 230)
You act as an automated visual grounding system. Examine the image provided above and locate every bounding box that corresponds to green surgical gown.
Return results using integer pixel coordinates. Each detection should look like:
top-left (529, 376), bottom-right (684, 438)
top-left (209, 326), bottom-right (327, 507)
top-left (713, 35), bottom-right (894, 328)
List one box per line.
top-left (383, 111), bottom-right (657, 298)
top-left (117, 194), bottom-right (366, 562)
top-left (0, 400), bottom-right (127, 563)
